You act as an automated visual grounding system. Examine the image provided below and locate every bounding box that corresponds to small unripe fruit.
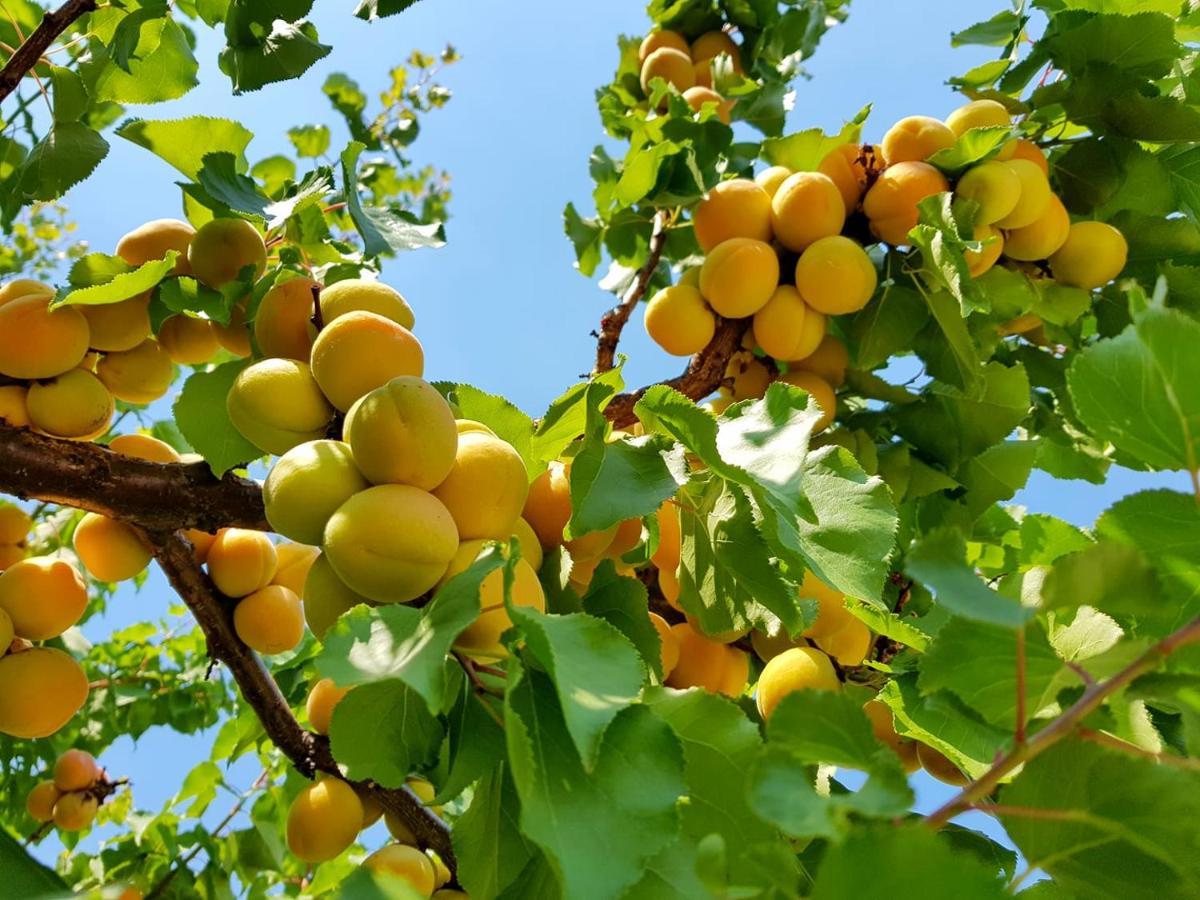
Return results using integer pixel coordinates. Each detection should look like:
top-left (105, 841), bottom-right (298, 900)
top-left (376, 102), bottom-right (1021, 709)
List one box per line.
top-left (644, 285), bottom-right (716, 356)
top-left (649, 612), bottom-right (679, 678)
top-left (254, 278), bottom-right (320, 361)
top-left (693, 179), bottom-right (773, 252)
top-left (0, 556), bottom-right (88, 640)
top-left (0, 647), bottom-right (89, 738)
top-left (523, 461), bottom-right (572, 548)
top-left (73, 513), bottom-right (151, 583)
top-left (640, 47), bottom-right (694, 98)
top-left (994, 159), bottom-right (1051, 230)
top-left (1049, 221), bottom-right (1128, 290)
top-left (96, 339), bottom-right (174, 405)
top-left (0, 295), bottom-right (90, 379)
top-left (286, 777), bottom-right (364, 863)
top-left (862, 161), bottom-right (950, 246)
top-left (227, 358), bottom-right (333, 456)
top-left (264, 440), bottom-right (369, 545)
top-left (319, 278), bottom-right (415, 329)
top-left (754, 165), bottom-right (792, 199)
top-left (207, 528), bottom-right (277, 598)
top-left (109, 433), bottom-right (182, 463)
top-left (699, 238), bottom-right (780, 317)
top-left (234, 585), bottom-right (304, 654)
top-left (638, 29), bottom-right (689, 63)
top-left (27, 369), bottom-right (114, 440)
top-left (26, 781), bottom-right (61, 822)
top-left (955, 160), bottom-right (1021, 226)
top-left (344, 377), bottom-right (458, 489)
top-left (433, 432), bottom-right (528, 541)
top-left (881, 115), bottom-right (955, 165)
top-left (1003, 194), bottom-right (1069, 261)
top-left (364, 844), bottom-right (437, 896)
top-left (790, 335), bottom-right (849, 388)
top-left (53, 791), bottom-right (99, 831)
top-left (794, 235), bottom-right (877, 315)
top-left (272, 542), bottom-right (320, 596)
top-left (307, 677), bottom-right (351, 735)
top-left (80, 295), bottom-right (152, 352)
top-left (304, 552), bottom-right (370, 639)
top-left (311, 311), bottom-right (425, 412)
top-left (0, 384), bottom-right (29, 427)
top-left (446, 540), bottom-right (546, 660)
top-left (188, 218), bottom-right (267, 288)
top-left (54, 748), bottom-right (100, 792)
top-left (756, 645), bottom-right (839, 719)
top-left (771, 172), bottom-right (845, 253)
top-left (116, 218), bottom-right (195, 274)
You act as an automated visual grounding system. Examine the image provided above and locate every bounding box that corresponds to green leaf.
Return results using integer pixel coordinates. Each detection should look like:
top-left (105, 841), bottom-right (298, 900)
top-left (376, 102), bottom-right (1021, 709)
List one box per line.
top-left (760, 108), bottom-right (866, 171)
top-left (193, 151), bottom-right (271, 220)
top-left (581, 565), bottom-right (664, 680)
top-left (173, 360), bottom-right (262, 476)
top-left (453, 765), bottom-right (537, 900)
top-left (530, 368), bottom-right (624, 465)
top-left (328, 680), bottom-right (443, 788)
top-left (117, 116), bottom-right (254, 180)
top-left (288, 124), bottom-right (331, 158)
top-left (156, 276), bottom-right (236, 325)
top-left (439, 679), bottom-right (506, 804)
top-left (433, 382), bottom-right (537, 479)
top-left (906, 528), bottom-right (1032, 628)
top-left (563, 202), bottom-right (603, 277)
top-left (11, 122), bottom-right (108, 204)
top-left (920, 288), bottom-right (984, 393)
top-left (340, 141), bottom-right (447, 256)
top-left (50, 65), bottom-right (88, 124)
top-left (848, 281), bottom-right (929, 371)
top-left (952, 11), bottom-right (1024, 46)
top-left (85, 18), bottom-right (198, 104)
top-left (219, 0), bottom-right (331, 94)
top-left (67, 252), bottom-right (131, 288)
top-left (926, 126), bottom-right (1012, 175)
top-left (1043, 12), bottom-right (1180, 81)
top-left (0, 830), bottom-right (69, 898)
top-left (55, 253), bottom-right (178, 308)
top-left (354, 0), bottom-right (420, 19)
top-left (958, 440), bottom-right (1037, 518)
top-left (568, 423), bottom-right (683, 538)
top-left (1040, 540), bottom-right (1160, 624)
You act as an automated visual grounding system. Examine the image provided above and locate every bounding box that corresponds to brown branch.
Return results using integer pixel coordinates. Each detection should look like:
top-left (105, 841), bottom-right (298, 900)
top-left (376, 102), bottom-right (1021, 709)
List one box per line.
top-left (594, 210), bottom-right (670, 374)
top-left (0, 0), bottom-right (96, 103)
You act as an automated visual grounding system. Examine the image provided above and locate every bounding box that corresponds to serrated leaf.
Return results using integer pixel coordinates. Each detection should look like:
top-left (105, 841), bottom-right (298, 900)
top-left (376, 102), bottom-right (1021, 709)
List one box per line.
top-left (67, 252), bottom-right (131, 288)
top-left (354, 0), bottom-right (421, 19)
top-left (581, 565), bottom-right (664, 680)
top-left (12, 122), bottom-right (108, 204)
top-left (760, 107), bottom-right (867, 171)
top-left (530, 368), bottom-right (624, 465)
top-left (84, 17), bottom-right (198, 104)
top-left (341, 141), bottom-right (446, 256)
top-left (219, 1), bottom-right (331, 94)
top-left (453, 765), bottom-right (537, 900)
top-left (926, 126), bottom-right (1012, 175)
top-left (50, 65), bottom-right (88, 124)
top-left (55, 253), bottom-right (177, 308)
top-left (906, 528), bottom-right (1032, 628)
top-left (173, 360), bottom-right (262, 476)
top-left (433, 382), bottom-right (537, 479)
top-left (288, 124), bottom-right (331, 158)
top-left (848, 281), bottom-right (929, 370)
top-left (328, 680), bottom-right (443, 788)
top-left (117, 116), bottom-right (254, 180)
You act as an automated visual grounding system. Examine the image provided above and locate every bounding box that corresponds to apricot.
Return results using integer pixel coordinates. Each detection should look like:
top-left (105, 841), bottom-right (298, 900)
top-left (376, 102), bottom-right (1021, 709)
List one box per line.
top-left (699, 237), bottom-right (780, 317)
top-left (658, 564), bottom-right (681, 610)
top-left (188, 218), bottom-right (267, 288)
top-left (880, 115), bottom-right (955, 165)
top-left (0, 278), bottom-right (52, 305)
top-left (80, 295), bottom-right (152, 353)
top-left (753, 287), bottom-right (823, 363)
top-left (325, 484), bottom-right (458, 603)
top-left (26, 369), bottom-right (113, 440)
top-left (726, 353), bottom-right (771, 401)
top-left (512, 517), bottom-right (544, 572)
top-left (116, 218), bottom-right (195, 274)
top-left (108, 433), bottom-right (180, 463)
top-left (0, 647), bottom-right (89, 738)
top-left (287, 777), bottom-right (364, 863)
top-left (864, 699), bottom-right (920, 772)
top-left (429, 852), bottom-right (452, 889)
top-left (683, 86), bottom-right (732, 124)
top-left (73, 513), bottom-right (151, 583)
top-left (524, 462), bottom-right (571, 548)
top-left (651, 501), bottom-right (681, 572)
top-left (364, 844), bottom-right (437, 895)
top-left (605, 517), bottom-right (643, 560)
top-left (755, 645), bottom-right (839, 719)
top-left (818, 144), bottom-right (868, 215)
top-left (227, 358), bottom-right (333, 455)
top-left (954, 160), bottom-right (1020, 226)
top-left (26, 781), bottom-right (61, 822)
top-left (304, 552), bottom-right (370, 638)
top-left (185, 529), bottom-right (217, 564)
top-left (446, 540), bottom-right (546, 660)
top-left (1049, 221), bottom-right (1128, 290)
top-left (157, 315), bottom-right (219, 366)
top-left (815, 615), bottom-right (871, 666)
top-left (693, 179), bottom-right (773, 252)
top-left (54, 748), bottom-right (100, 791)
top-left (565, 522), bottom-right (618, 563)
top-left (0, 556), bottom-right (88, 640)
top-left (794, 235), bottom-right (877, 315)
top-left (693, 59), bottom-right (714, 89)
top-left (264, 440), bottom-right (369, 544)
top-left (778, 369), bottom-right (836, 430)
top-left (385, 777), bottom-right (442, 843)
top-left (945, 99), bottom-right (1013, 158)
top-left (320, 278), bottom-right (415, 330)
top-left (640, 47), bottom-right (694, 97)
top-left (457, 419), bottom-right (495, 436)
top-left (253, 278), bottom-right (319, 361)
top-left (96, 339), bottom-right (174, 405)
top-left (666, 623), bottom-right (748, 697)
top-left (644, 284), bottom-right (716, 356)
top-left (1010, 138), bottom-right (1048, 176)
top-left (360, 791), bottom-right (384, 829)
top-left (0, 546), bottom-right (23, 571)
top-left (213, 300), bottom-right (251, 358)
top-left (234, 584), bottom-right (304, 654)
top-left (650, 612), bottom-right (680, 678)
top-left (0, 385), bottom-right (29, 427)
top-left (53, 791), bottom-right (98, 831)
top-left (307, 677), bottom-right (351, 735)
top-left (965, 225), bottom-right (1004, 277)
top-left (917, 743), bottom-right (970, 786)
top-left (692, 31), bottom-right (739, 65)
top-left (272, 542), bottom-right (320, 596)
top-left (750, 628), bottom-right (796, 663)
top-left (0, 506), bottom-right (30, 544)
top-left (790, 335), bottom-right (848, 388)
top-left (0, 295), bottom-right (90, 379)
top-left (207, 528), bottom-right (277, 598)
top-left (433, 432), bottom-right (528, 541)
top-left (754, 165), bottom-right (792, 199)
top-left (994, 159), bottom-right (1051, 229)
top-left (862, 161), bottom-right (950, 246)
top-left (0, 607), bottom-right (11, 649)
top-left (310, 311), bottom-right (424, 412)
top-left (638, 29), bottom-right (689, 63)
top-left (770, 171), bottom-right (845, 253)
top-left (1003, 194), bottom-right (1069, 261)
top-left (798, 571), bottom-right (850, 638)
top-left (344, 377), bottom-right (458, 489)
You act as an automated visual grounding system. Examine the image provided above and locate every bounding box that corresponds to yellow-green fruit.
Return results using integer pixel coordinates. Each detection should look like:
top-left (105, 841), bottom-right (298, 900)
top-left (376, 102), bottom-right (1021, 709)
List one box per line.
top-left (0, 647), bottom-right (89, 738)
top-left (254, 278), bottom-right (320, 361)
top-left (446, 540), bottom-right (546, 660)
top-left (0, 506), bottom-right (31, 544)
top-left (344, 376), bottom-right (458, 488)
top-left (523, 461), bottom-right (572, 548)
top-left (429, 852), bottom-right (452, 889)
top-left (945, 99), bottom-right (1013, 158)
top-left (794, 235), bottom-right (877, 315)
top-left (862, 161), bottom-right (950, 246)
top-left (790, 335), bottom-right (849, 388)
top-left (693, 179), bottom-right (773, 252)
top-left (53, 791), bottom-right (98, 832)
top-left (234, 585), bottom-right (304, 654)
top-left (457, 419), bottom-right (496, 436)
top-left (1049, 221), bottom-right (1129, 290)
top-left (954, 160), bottom-right (1021, 226)
top-left (756, 645), bottom-right (839, 719)
top-left (310, 310), bottom-right (425, 412)
top-left (0, 295), bottom-right (90, 379)
top-left (73, 513), bottom-right (150, 582)
top-left (27, 369), bottom-right (113, 440)
top-left (188, 218), bottom-right (267, 288)
top-left (325, 484), bottom-right (458, 603)
top-left (638, 29), bottom-right (689, 63)
top-left (0, 279), bottom-right (52, 305)
top-left (53, 748), bottom-right (100, 792)
top-left (272, 542), bottom-right (319, 595)
top-left (157, 315), bottom-right (219, 366)
top-left (640, 47), bottom-right (694, 97)
top-left (108, 433), bottom-right (181, 463)
top-left (994, 159), bottom-right (1051, 230)
top-left (1010, 138), bottom-right (1049, 176)
top-left (818, 143), bottom-right (868, 215)
top-left (304, 553), bottom-right (370, 639)
top-left (227, 358), bottom-right (333, 455)
top-left (26, 781), bottom-right (60, 822)
top-left (263, 440), bottom-right (369, 545)
top-left (511, 518), bottom-right (544, 572)
top-left (650, 612), bottom-right (680, 678)
top-left (0, 607), bottom-right (11, 651)
top-left (752, 285), bottom-right (812, 361)
top-left (644, 284), bottom-right (715, 356)
top-left (116, 218), bottom-right (195, 275)
top-left (966, 225), bottom-right (1004, 277)
top-left (0, 385), bottom-right (29, 426)
top-left (777, 368), bottom-right (835, 425)
top-left (692, 30), bottom-right (739, 65)
top-left (814, 615), bottom-right (871, 666)
top-left (651, 501), bottom-right (682, 572)
top-left (564, 522), bottom-right (618, 562)
top-left (213, 300), bottom-right (251, 358)
top-left (880, 115), bottom-right (955, 165)
top-left (207, 528), bottom-right (277, 598)
top-left (432, 432), bottom-right (528, 541)
top-left (96, 339), bottom-right (174, 405)
top-left (1003, 194), bottom-right (1069, 261)
top-left (286, 777), bottom-right (364, 863)
top-left (0, 556), bottom-right (88, 640)
top-left (699, 238), bottom-right (780, 317)
top-left (666, 623), bottom-right (748, 697)
top-left (917, 743), bottom-right (970, 786)
top-left (750, 628), bottom-right (797, 663)
top-left (80, 295), bottom-right (152, 352)
top-left (306, 677), bottom-right (351, 735)
top-left (364, 844), bottom-right (437, 896)
top-left (770, 171), bottom-right (845, 253)
top-left (319, 278), bottom-right (415, 330)
top-left (683, 86), bottom-right (732, 124)
top-left (754, 165), bottom-right (792, 199)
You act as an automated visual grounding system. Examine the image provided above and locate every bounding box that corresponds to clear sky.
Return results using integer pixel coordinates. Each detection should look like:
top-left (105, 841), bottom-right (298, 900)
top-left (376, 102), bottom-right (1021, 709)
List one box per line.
top-left (25, 0), bottom-right (1189, 886)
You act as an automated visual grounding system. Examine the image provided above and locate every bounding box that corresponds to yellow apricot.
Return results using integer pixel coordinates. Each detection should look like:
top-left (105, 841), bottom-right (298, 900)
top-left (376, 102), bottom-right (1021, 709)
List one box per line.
top-left (880, 115), bottom-right (955, 165)
top-left (227, 358), bottom-right (333, 455)
top-left (446, 540), bottom-right (546, 660)
top-left (108, 433), bottom-right (180, 463)
top-left (185, 529), bottom-right (216, 564)
top-left (428, 852), bottom-right (451, 889)
top-left (564, 522), bottom-right (618, 562)
top-left (750, 628), bottom-right (797, 663)
top-left (658, 563), bottom-right (681, 610)
top-left (304, 552), bottom-right (369, 639)
top-left (187, 218), bottom-right (267, 288)
top-left (693, 179), bottom-right (773, 252)
top-left (651, 501), bottom-right (681, 572)
top-left (640, 47), bottom-right (695, 97)
top-left (319, 278), bottom-right (415, 330)
top-left (433, 432), bottom-right (528, 541)
top-left (157, 315), bottom-right (219, 366)
top-left (325, 484), bottom-right (459, 604)
top-left (512, 517), bottom-right (544, 572)
top-left (994, 159), bottom-right (1051, 230)
top-left (702, 392), bottom-right (733, 415)
top-left (116, 218), bottom-right (195, 275)
top-left (207, 528), bottom-right (277, 598)
top-left (365, 844), bottom-right (437, 895)
top-left (815, 615), bottom-right (871, 666)
top-left (770, 171), bottom-right (845, 253)
top-left (264, 440), bottom-right (369, 545)
top-left (73, 513), bottom-right (150, 583)
top-left (754, 165), bottom-right (792, 199)
top-left (0, 605), bottom-right (11, 649)
top-left (0, 546), bottom-right (24, 571)
top-left (650, 612), bottom-right (680, 678)
top-left (1049, 221), bottom-right (1129, 290)
top-left (917, 743), bottom-right (970, 786)
top-left (54, 748), bottom-right (100, 792)
top-left (360, 791), bottom-right (384, 829)
top-left (80, 295), bottom-right (152, 352)
top-left (234, 584), bottom-right (304, 654)
top-left (213, 300), bottom-right (251, 358)
top-left (790, 335), bottom-right (849, 388)
top-left (1010, 138), bottom-right (1049, 176)
top-left (776, 371), bottom-right (836, 429)
top-left (727, 353), bottom-right (771, 400)
top-left (310, 311), bottom-right (424, 412)
top-left (1003, 194), bottom-right (1069, 261)
top-left (954, 160), bottom-right (1021, 226)
top-left (53, 791), bottom-right (98, 831)
top-left (797, 571), bottom-right (849, 638)
top-left (794, 235), bottom-right (877, 315)
top-left (818, 143), bottom-right (868, 215)
top-left (0, 385), bottom-right (29, 427)
top-left (692, 30), bottom-right (739, 65)
top-left (306, 677), bottom-right (351, 735)
top-left (26, 781), bottom-right (61, 822)
top-left (255, 278), bottom-right (320, 361)
top-left (523, 461), bottom-right (572, 548)
top-left (699, 237), bottom-right (780, 317)
top-left (605, 517), bottom-right (643, 561)
top-left (273, 542), bottom-right (319, 595)
top-left (864, 699), bottom-right (920, 773)
top-left (0, 506), bottom-right (30, 544)
top-left (965, 224), bottom-right (1004, 277)
top-left (96, 339), bottom-right (174, 405)
top-left (287, 777), bottom-right (364, 863)
top-left (0, 647), bottom-right (89, 738)
top-left (0, 295), bottom-right (90, 379)
top-left (0, 279), bottom-right (52, 305)
top-left (26, 369), bottom-right (113, 440)
top-left (683, 86), bottom-right (732, 124)
top-left (344, 377), bottom-right (458, 489)
top-left (644, 284), bottom-right (716, 356)
top-left (639, 29), bottom-right (689, 63)
top-left (693, 59), bottom-right (714, 89)
top-left (666, 623), bottom-right (747, 697)
top-left (756, 645), bottom-right (839, 719)
top-left (0, 556), bottom-right (88, 640)
top-left (945, 99), bottom-right (1013, 158)
top-left (862, 161), bottom-right (950, 246)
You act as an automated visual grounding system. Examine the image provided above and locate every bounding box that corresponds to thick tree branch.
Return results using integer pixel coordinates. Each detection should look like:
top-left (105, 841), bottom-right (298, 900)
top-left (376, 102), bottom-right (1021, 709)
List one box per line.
top-left (0, 0), bottom-right (96, 103)
top-left (594, 210), bottom-right (670, 375)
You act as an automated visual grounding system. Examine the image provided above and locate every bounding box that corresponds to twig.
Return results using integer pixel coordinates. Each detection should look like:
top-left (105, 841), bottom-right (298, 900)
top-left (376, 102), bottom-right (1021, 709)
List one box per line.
top-left (968, 803), bottom-right (1094, 823)
top-left (1014, 627), bottom-right (1027, 745)
top-left (0, 0), bottom-right (97, 104)
top-left (456, 652), bottom-right (504, 697)
top-left (1077, 727), bottom-right (1200, 771)
top-left (24, 822), bottom-right (51, 846)
top-left (594, 209), bottom-right (670, 374)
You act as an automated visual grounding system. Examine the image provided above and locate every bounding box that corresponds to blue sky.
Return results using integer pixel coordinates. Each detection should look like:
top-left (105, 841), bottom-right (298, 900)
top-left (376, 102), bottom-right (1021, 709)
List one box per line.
top-left (24, 0), bottom-right (1190, 886)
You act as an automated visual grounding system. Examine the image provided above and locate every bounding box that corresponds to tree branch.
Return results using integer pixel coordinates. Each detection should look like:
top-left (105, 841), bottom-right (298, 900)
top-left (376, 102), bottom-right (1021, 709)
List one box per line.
top-left (594, 210), bottom-right (670, 375)
top-left (0, 0), bottom-right (97, 103)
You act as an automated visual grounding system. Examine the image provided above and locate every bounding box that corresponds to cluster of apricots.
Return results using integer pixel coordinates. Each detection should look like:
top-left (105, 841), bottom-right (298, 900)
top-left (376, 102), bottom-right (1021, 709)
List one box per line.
top-left (638, 27), bottom-right (741, 122)
top-left (25, 749), bottom-right (114, 832)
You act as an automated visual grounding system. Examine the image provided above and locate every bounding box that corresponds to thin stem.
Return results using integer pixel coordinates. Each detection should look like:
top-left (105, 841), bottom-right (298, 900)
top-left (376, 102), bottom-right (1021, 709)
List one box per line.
top-left (1014, 627), bottom-right (1027, 745)
top-left (594, 209), bottom-right (672, 374)
top-left (1077, 728), bottom-right (1200, 771)
top-left (456, 652), bottom-right (504, 697)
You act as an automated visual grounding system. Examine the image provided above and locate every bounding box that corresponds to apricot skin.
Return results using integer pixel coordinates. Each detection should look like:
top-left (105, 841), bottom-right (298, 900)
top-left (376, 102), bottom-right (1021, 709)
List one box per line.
top-left (304, 552), bottom-right (370, 639)
top-left (693, 179), bottom-right (773, 252)
top-left (776, 370), bottom-right (837, 432)
top-left (699, 238), bottom-right (780, 318)
top-left (756, 646), bottom-right (840, 719)
top-left (234, 585), bottom-right (304, 655)
top-left (1003, 194), bottom-right (1069, 261)
top-left (0, 295), bottom-right (90, 379)
top-left (752, 286), bottom-right (809, 361)
top-left (512, 517), bottom-right (544, 572)
top-left (945, 99), bottom-right (1013, 158)
top-left (966, 225), bottom-right (1004, 277)
top-left (1049, 221), bottom-right (1128, 290)
top-left (96, 339), bottom-right (174, 405)
top-left (523, 462), bottom-right (572, 548)
top-left (54, 748), bottom-right (100, 791)
top-left (364, 844), bottom-right (437, 895)
top-left (862, 161), bottom-right (950, 246)
top-left (791, 335), bottom-right (849, 387)
top-left (755, 165), bottom-right (792, 199)
top-left (0, 279), bottom-right (52, 305)
top-left (666, 623), bottom-right (748, 697)
top-left (798, 571), bottom-right (850, 638)
top-left (771, 171), bottom-right (845, 253)
top-left (0, 647), bottom-right (89, 738)
top-left (272, 542), bottom-right (319, 596)
top-left (286, 778), bottom-right (364, 863)
top-left (26, 781), bottom-right (61, 822)
top-left (227, 358), bottom-right (334, 456)
top-left (109, 433), bottom-right (181, 463)
top-left (213, 300), bottom-right (251, 358)
top-left (157, 315), bottom-right (219, 366)
top-left (650, 612), bottom-right (680, 678)
top-left (815, 615), bottom-right (871, 666)
top-left (639, 30), bottom-right (688, 63)
top-left (319, 278), bottom-right (414, 330)
top-left (994, 159), bottom-right (1051, 230)
top-left (692, 31), bottom-right (738, 64)
top-left (0, 506), bottom-right (31, 544)
top-left (80, 295), bottom-right (152, 352)
top-left (73, 513), bottom-right (151, 583)
top-left (881, 115), bottom-right (955, 165)
top-left (255, 278), bottom-right (320, 361)
top-left (187, 218), bottom-right (267, 288)
top-left (955, 160), bottom-right (1020, 226)
top-left (640, 47), bottom-right (694, 98)
top-left (26, 369), bottom-right (114, 440)
top-left (207, 528), bottom-right (278, 598)
top-left (864, 699), bottom-right (920, 773)
top-left (311, 310), bottom-right (425, 412)
top-left (445, 540), bottom-right (546, 660)
top-left (917, 743), bottom-right (970, 786)
top-left (818, 144), bottom-right (868, 215)
top-left (117, 219), bottom-right (195, 275)
top-left (53, 791), bottom-right (98, 831)
top-left (344, 376), bottom-right (458, 489)
top-left (683, 86), bottom-right (732, 124)
top-left (644, 284), bottom-right (715, 356)
top-left (0, 556), bottom-right (88, 640)
top-left (263, 440), bottom-right (369, 545)
top-left (432, 432), bottom-right (529, 541)
top-left (0, 385), bottom-right (29, 427)
top-left (307, 677), bottom-right (351, 735)
top-left (794, 235), bottom-right (877, 315)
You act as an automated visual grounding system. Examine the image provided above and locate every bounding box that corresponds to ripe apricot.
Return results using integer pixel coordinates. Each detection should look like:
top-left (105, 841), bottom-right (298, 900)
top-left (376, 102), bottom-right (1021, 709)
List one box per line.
top-left (750, 628), bottom-right (796, 663)
top-left (207, 528), bottom-right (277, 598)
top-left (344, 377), bottom-right (458, 489)
top-left (794, 235), bottom-right (877, 315)
top-left (1049, 221), bottom-right (1128, 290)
top-left (666, 622), bottom-right (748, 697)
top-left (54, 748), bottom-right (100, 791)
top-left (651, 501), bottom-right (681, 572)
top-left (108, 433), bottom-right (181, 463)
top-left (0, 385), bottom-right (29, 427)
top-left (0, 556), bottom-right (88, 640)
top-left (360, 791), bottom-right (384, 829)
top-left (234, 584), bottom-right (304, 654)
top-left (0, 295), bottom-right (90, 379)
top-left (364, 844), bottom-right (437, 895)
top-left (213, 300), bottom-right (251, 358)
top-left (446, 540), bottom-right (546, 660)
top-left (1003, 194), bottom-right (1069, 261)
top-left (945, 99), bottom-right (1013, 158)
top-left (683, 86), bottom-right (732, 124)
top-left (955, 160), bottom-right (1021, 226)
top-left (699, 237), bottom-right (780, 317)
top-left (727, 353), bottom-right (771, 400)
top-left (994, 159), bottom-right (1051, 229)
top-left (756, 645), bottom-right (839, 719)
top-left (116, 218), bottom-right (195, 275)
top-left (186, 529), bottom-right (217, 564)
top-left (319, 278), bottom-right (415, 330)
top-left (96, 339), bottom-right (174, 405)
top-left (384, 777), bottom-right (443, 843)
top-left (0, 647), bottom-right (89, 738)
top-left (776, 371), bottom-right (836, 430)
top-left (26, 781), bottom-right (61, 822)
top-left (754, 165), bottom-right (792, 199)
top-left (264, 440), bottom-right (369, 545)
top-left (26, 369), bottom-right (113, 440)
top-left (188, 218), bottom-right (267, 288)
top-left (523, 462), bottom-right (572, 548)
top-left (965, 225), bottom-right (1004, 277)
top-left (512, 517), bottom-right (544, 572)
top-left (790, 335), bottom-right (849, 387)
top-left (798, 571), bottom-right (850, 638)
top-left (0, 279), bottom-right (52, 305)
top-left (644, 284), bottom-right (716, 356)
top-left (770, 171), bottom-right (845, 253)
top-left (692, 31), bottom-right (739, 65)
top-left (310, 311), bottom-right (425, 412)
top-left (880, 115), bottom-right (955, 165)
top-left (818, 144), bottom-right (868, 215)
top-left (862, 161), bottom-right (950, 246)
top-left (640, 47), bottom-right (694, 98)
top-left (864, 699), bottom-right (920, 772)
top-left (658, 563), bottom-right (681, 610)
top-left (0, 506), bottom-right (30, 544)
top-left (73, 513), bottom-right (151, 583)
top-left (80, 295), bottom-right (152, 352)
top-left (0, 607), bottom-right (11, 649)
top-left (433, 432), bottom-right (528, 541)
top-left (1009, 138), bottom-right (1048, 176)
top-left (917, 743), bottom-right (970, 786)
top-left (815, 615), bottom-right (871, 666)
top-left (307, 677), bottom-right (351, 735)
top-left (286, 777), bottom-right (364, 863)
top-left (638, 29), bottom-right (689, 63)
top-left (650, 612), bottom-right (680, 678)
top-left (693, 179), bottom-right (773, 252)
top-left (157, 315), bottom-right (219, 366)
top-left (0, 546), bottom-right (23, 572)
top-left (273, 542), bottom-right (319, 595)
top-left (255, 278), bottom-right (320, 361)
top-left (605, 517), bottom-right (643, 561)
top-left (53, 791), bottom-right (99, 831)
top-left (754, 286), bottom-right (825, 363)
top-left (227, 358), bottom-right (334, 455)
top-left (564, 522), bottom-right (618, 563)
top-left (304, 552), bottom-right (370, 639)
